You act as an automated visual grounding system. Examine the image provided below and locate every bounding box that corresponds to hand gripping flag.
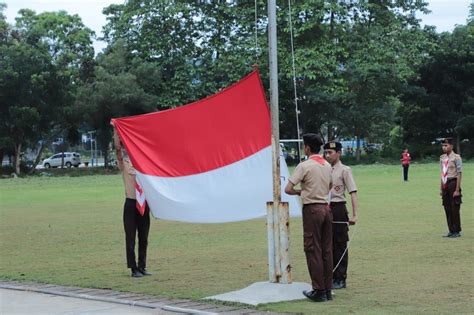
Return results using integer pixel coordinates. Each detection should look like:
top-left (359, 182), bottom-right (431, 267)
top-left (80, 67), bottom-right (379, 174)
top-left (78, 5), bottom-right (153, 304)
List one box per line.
top-left (112, 70), bottom-right (301, 223)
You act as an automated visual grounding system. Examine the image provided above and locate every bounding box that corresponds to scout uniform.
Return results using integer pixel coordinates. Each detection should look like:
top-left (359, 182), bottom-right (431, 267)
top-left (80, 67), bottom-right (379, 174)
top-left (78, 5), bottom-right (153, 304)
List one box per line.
top-left (440, 139), bottom-right (462, 237)
top-left (289, 151), bottom-right (333, 294)
top-left (324, 142), bottom-right (357, 288)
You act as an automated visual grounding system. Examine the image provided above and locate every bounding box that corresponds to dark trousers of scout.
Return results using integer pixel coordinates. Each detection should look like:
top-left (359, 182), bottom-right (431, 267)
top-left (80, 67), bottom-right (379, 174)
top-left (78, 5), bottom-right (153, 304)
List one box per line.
top-left (442, 179), bottom-right (462, 233)
top-left (403, 164), bottom-right (409, 181)
top-left (330, 202), bottom-right (349, 282)
top-left (303, 203), bottom-right (333, 291)
top-left (123, 198), bottom-right (150, 270)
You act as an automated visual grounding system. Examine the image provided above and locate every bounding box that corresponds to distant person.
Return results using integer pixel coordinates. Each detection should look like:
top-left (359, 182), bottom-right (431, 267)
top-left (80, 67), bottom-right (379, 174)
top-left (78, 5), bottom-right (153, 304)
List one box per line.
top-left (401, 148), bottom-right (411, 181)
top-left (323, 141), bottom-right (358, 290)
top-left (112, 122), bottom-right (152, 277)
top-left (346, 145), bottom-right (352, 156)
top-left (440, 138), bottom-right (462, 238)
top-left (285, 133), bottom-right (333, 302)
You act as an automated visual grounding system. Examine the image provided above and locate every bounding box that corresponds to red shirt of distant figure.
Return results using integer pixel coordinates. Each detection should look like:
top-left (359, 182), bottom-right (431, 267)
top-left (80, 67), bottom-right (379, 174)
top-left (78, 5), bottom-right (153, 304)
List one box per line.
top-left (401, 152), bottom-right (411, 165)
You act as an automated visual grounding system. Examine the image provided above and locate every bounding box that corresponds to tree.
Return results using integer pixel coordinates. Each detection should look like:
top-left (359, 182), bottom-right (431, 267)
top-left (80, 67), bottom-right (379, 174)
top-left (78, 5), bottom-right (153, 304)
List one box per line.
top-left (75, 41), bottom-right (158, 167)
top-left (275, 0), bottom-right (433, 160)
top-left (99, 0), bottom-right (435, 162)
top-left (0, 6), bottom-right (94, 174)
top-left (469, 1), bottom-right (474, 24)
top-left (95, 0), bottom-right (261, 165)
top-left (400, 23), bottom-right (474, 156)
top-left (335, 0), bottom-right (433, 159)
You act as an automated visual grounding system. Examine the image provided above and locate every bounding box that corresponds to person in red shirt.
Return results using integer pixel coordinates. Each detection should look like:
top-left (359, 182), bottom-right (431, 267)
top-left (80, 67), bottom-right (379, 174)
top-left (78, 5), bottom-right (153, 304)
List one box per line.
top-left (401, 148), bottom-right (411, 181)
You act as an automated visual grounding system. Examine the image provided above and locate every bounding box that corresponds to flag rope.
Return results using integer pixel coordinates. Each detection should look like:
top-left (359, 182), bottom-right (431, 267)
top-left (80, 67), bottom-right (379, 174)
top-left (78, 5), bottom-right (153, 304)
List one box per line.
top-left (287, 0), bottom-right (302, 160)
top-left (333, 223), bottom-right (358, 273)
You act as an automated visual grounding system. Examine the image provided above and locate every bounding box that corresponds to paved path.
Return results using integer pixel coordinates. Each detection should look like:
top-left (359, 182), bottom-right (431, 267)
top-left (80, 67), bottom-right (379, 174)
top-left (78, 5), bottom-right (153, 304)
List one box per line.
top-left (0, 280), bottom-right (293, 315)
top-left (0, 288), bottom-right (167, 315)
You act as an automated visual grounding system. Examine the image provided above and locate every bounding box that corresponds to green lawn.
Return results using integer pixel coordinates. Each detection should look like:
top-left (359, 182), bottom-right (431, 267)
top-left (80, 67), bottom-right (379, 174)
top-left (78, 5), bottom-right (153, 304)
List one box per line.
top-left (0, 163), bottom-right (472, 314)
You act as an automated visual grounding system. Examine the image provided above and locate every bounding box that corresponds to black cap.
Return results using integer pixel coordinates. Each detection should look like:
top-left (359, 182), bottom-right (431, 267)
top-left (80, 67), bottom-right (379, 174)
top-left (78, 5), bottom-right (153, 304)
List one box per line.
top-left (442, 137), bottom-right (454, 145)
top-left (323, 141), bottom-right (342, 152)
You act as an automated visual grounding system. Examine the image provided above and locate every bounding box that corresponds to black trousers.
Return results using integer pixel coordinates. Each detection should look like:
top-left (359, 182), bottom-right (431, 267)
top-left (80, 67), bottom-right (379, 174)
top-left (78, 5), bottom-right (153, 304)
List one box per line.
top-left (330, 202), bottom-right (349, 282)
top-left (123, 198), bottom-right (150, 270)
top-left (403, 164), bottom-right (409, 181)
top-left (442, 179), bottom-right (462, 233)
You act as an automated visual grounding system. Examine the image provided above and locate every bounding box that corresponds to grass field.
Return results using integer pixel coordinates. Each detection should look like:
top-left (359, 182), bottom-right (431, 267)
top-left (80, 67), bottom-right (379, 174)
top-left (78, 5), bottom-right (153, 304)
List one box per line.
top-left (0, 163), bottom-right (473, 314)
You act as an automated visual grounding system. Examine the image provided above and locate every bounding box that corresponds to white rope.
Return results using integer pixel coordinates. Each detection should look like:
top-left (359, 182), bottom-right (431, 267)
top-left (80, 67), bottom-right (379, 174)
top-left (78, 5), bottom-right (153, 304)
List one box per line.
top-left (333, 223), bottom-right (358, 273)
top-left (254, 0), bottom-right (259, 61)
top-left (287, 0), bottom-right (302, 159)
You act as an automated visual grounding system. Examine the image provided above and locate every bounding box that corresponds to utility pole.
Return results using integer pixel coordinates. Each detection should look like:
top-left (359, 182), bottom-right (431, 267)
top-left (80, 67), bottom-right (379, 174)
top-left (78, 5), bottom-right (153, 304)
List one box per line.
top-left (88, 131), bottom-right (95, 167)
top-left (267, 0), bottom-right (292, 284)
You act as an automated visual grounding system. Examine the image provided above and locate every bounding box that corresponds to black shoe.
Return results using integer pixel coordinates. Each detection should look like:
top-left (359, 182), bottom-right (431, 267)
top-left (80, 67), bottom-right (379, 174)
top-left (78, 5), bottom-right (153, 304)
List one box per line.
top-left (333, 280), bottom-right (346, 289)
top-left (138, 268), bottom-right (152, 276)
top-left (303, 289), bottom-right (328, 302)
top-left (326, 290), bottom-right (333, 301)
top-left (131, 269), bottom-right (144, 278)
top-left (443, 232), bottom-right (454, 237)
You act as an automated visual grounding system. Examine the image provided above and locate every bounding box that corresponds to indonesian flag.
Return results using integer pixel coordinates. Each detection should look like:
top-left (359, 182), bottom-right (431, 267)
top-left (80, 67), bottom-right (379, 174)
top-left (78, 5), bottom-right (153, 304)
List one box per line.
top-left (112, 70), bottom-right (301, 223)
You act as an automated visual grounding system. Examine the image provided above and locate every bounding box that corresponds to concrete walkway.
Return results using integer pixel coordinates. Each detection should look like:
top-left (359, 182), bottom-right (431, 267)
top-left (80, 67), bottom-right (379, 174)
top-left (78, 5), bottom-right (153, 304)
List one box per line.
top-left (0, 280), bottom-right (294, 315)
top-left (0, 288), bottom-right (166, 315)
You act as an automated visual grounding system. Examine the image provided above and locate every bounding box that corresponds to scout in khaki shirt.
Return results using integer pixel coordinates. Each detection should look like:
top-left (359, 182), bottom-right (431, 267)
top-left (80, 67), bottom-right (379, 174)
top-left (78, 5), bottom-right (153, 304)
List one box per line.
top-left (112, 122), bottom-right (152, 278)
top-left (285, 133), bottom-right (333, 302)
top-left (323, 141), bottom-right (358, 290)
top-left (440, 137), bottom-right (462, 238)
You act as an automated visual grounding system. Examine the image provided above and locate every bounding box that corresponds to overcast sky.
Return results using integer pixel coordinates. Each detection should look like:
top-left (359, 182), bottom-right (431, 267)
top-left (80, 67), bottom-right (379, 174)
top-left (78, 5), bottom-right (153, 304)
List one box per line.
top-left (3, 0), bottom-right (472, 54)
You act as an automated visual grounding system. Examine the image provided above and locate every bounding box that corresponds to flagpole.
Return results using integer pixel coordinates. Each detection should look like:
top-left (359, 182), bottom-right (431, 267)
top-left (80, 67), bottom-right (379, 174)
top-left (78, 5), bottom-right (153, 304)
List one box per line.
top-left (267, 0), bottom-right (292, 284)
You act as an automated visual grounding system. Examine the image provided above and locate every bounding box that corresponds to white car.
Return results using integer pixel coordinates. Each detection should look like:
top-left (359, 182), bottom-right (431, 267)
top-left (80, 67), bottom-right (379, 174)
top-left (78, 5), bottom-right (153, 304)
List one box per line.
top-left (43, 152), bottom-right (81, 168)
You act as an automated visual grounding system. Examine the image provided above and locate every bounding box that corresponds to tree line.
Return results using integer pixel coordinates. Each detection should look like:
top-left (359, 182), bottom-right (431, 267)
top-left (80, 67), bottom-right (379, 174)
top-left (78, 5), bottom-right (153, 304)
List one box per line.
top-left (1, 0), bottom-right (473, 174)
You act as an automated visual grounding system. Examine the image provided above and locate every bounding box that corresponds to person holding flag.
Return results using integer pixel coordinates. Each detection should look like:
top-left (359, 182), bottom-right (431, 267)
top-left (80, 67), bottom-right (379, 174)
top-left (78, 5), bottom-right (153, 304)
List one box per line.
top-left (440, 137), bottom-right (463, 238)
top-left (323, 141), bottom-right (358, 290)
top-left (112, 122), bottom-right (152, 277)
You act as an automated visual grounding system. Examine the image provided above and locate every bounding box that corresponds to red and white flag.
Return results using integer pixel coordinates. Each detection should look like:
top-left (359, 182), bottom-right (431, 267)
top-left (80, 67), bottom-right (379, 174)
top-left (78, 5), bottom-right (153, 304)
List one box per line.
top-left (112, 70), bottom-right (300, 223)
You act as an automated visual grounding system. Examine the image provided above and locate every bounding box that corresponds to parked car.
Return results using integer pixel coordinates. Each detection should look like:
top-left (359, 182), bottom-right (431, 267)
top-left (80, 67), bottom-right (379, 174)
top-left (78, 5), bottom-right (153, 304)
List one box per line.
top-left (42, 152), bottom-right (81, 168)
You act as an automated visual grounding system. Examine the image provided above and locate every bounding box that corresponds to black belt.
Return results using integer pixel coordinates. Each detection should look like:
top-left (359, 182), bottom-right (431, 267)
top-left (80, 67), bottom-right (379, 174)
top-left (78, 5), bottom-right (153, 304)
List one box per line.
top-left (447, 177), bottom-right (457, 182)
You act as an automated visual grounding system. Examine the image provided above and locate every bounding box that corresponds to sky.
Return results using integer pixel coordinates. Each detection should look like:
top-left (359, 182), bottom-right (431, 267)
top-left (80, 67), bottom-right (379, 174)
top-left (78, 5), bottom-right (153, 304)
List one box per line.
top-left (2, 0), bottom-right (472, 54)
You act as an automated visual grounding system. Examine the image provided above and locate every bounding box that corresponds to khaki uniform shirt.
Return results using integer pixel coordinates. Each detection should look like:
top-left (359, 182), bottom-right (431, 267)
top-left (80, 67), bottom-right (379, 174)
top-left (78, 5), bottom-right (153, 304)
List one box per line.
top-left (330, 161), bottom-right (357, 203)
top-left (289, 154), bottom-right (332, 204)
top-left (122, 160), bottom-right (136, 199)
top-left (440, 152), bottom-right (462, 178)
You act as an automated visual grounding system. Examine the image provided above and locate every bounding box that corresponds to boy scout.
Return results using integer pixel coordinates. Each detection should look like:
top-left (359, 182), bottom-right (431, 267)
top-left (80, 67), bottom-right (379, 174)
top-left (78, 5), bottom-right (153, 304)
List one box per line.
top-left (285, 134), bottom-right (333, 302)
top-left (323, 141), bottom-right (358, 290)
top-left (440, 138), bottom-right (462, 238)
top-left (112, 122), bottom-right (152, 277)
